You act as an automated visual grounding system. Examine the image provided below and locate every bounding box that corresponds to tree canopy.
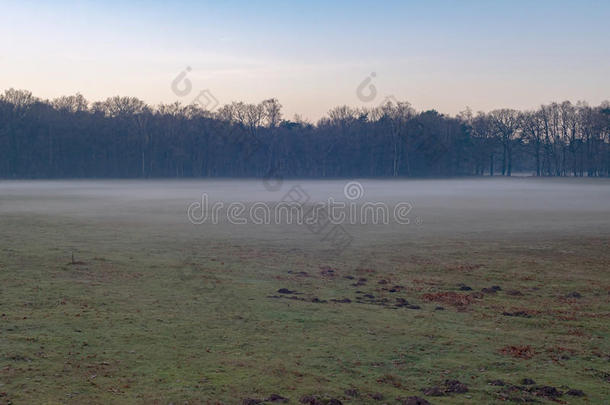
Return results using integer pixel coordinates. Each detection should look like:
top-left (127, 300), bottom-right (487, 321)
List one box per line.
top-left (1, 89), bottom-right (608, 178)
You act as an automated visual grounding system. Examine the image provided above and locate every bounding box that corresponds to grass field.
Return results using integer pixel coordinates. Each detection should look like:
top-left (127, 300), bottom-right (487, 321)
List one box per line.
top-left (1, 179), bottom-right (609, 404)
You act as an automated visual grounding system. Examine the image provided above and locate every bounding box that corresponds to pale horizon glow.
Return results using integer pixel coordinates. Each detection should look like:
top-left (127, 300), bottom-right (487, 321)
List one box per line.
top-left (1, 0), bottom-right (609, 120)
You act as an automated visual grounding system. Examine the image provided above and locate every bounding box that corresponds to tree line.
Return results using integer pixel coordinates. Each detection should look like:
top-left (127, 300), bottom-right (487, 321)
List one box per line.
top-left (0, 88), bottom-right (608, 179)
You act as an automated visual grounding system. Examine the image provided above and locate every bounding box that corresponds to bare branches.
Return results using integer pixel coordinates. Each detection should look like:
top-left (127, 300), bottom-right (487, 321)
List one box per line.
top-left (0, 89), bottom-right (608, 178)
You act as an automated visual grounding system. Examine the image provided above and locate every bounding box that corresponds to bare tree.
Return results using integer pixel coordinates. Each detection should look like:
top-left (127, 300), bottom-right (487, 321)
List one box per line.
top-left (489, 109), bottom-right (521, 176)
top-left (522, 110), bottom-right (544, 176)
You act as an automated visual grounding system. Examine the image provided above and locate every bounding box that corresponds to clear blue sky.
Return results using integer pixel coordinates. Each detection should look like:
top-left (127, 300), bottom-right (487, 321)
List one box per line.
top-left (1, 0), bottom-right (608, 119)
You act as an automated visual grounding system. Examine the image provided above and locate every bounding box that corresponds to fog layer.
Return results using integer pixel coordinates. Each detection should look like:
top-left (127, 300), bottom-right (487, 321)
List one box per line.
top-left (1, 178), bottom-right (609, 245)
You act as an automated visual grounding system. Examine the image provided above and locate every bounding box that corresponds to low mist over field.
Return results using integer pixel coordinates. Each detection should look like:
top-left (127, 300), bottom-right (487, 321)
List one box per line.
top-left (1, 178), bottom-right (609, 239)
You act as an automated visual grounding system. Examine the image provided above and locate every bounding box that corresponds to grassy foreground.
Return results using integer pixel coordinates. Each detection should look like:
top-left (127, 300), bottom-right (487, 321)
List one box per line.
top-left (1, 213), bottom-right (609, 404)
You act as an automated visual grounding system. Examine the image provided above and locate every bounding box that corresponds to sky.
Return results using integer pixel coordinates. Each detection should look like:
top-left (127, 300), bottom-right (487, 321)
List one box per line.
top-left (1, 0), bottom-right (609, 120)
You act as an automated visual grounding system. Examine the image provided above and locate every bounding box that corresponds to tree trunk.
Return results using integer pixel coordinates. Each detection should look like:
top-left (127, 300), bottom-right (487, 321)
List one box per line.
top-left (489, 153), bottom-right (494, 176)
top-left (536, 142), bottom-right (540, 177)
top-left (501, 142), bottom-right (506, 176)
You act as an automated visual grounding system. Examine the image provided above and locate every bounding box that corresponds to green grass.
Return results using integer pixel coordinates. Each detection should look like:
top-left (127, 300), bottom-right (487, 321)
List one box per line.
top-left (1, 214), bottom-right (609, 404)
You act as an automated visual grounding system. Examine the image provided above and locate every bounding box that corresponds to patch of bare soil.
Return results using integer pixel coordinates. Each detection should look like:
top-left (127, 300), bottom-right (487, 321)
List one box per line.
top-left (500, 345), bottom-right (536, 359)
top-left (422, 291), bottom-right (478, 308)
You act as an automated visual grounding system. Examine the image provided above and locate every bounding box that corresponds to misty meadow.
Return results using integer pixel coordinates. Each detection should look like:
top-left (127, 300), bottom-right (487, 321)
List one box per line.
top-left (1, 1), bottom-right (610, 405)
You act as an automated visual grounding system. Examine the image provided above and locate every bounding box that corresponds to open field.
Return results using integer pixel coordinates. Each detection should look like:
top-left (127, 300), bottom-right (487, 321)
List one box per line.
top-left (1, 179), bottom-right (609, 404)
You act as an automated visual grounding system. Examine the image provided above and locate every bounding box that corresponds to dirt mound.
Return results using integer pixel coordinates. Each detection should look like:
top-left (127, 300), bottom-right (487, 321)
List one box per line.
top-left (266, 394), bottom-right (289, 402)
top-left (421, 386), bottom-right (444, 396)
top-left (344, 388), bottom-right (358, 397)
top-left (489, 379), bottom-right (505, 386)
top-left (319, 266), bottom-right (338, 278)
top-left (402, 396), bottom-right (431, 405)
top-left (506, 289), bottom-right (523, 296)
top-left (502, 311), bottom-right (532, 318)
top-left (299, 395), bottom-right (342, 405)
top-left (445, 379), bottom-right (468, 393)
top-left (242, 394), bottom-right (288, 404)
top-left (352, 277), bottom-right (367, 287)
top-left (370, 392), bottom-right (384, 400)
top-left (566, 389), bottom-right (585, 396)
top-left (494, 381), bottom-right (579, 402)
top-left (421, 379), bottom-right (468, 397)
